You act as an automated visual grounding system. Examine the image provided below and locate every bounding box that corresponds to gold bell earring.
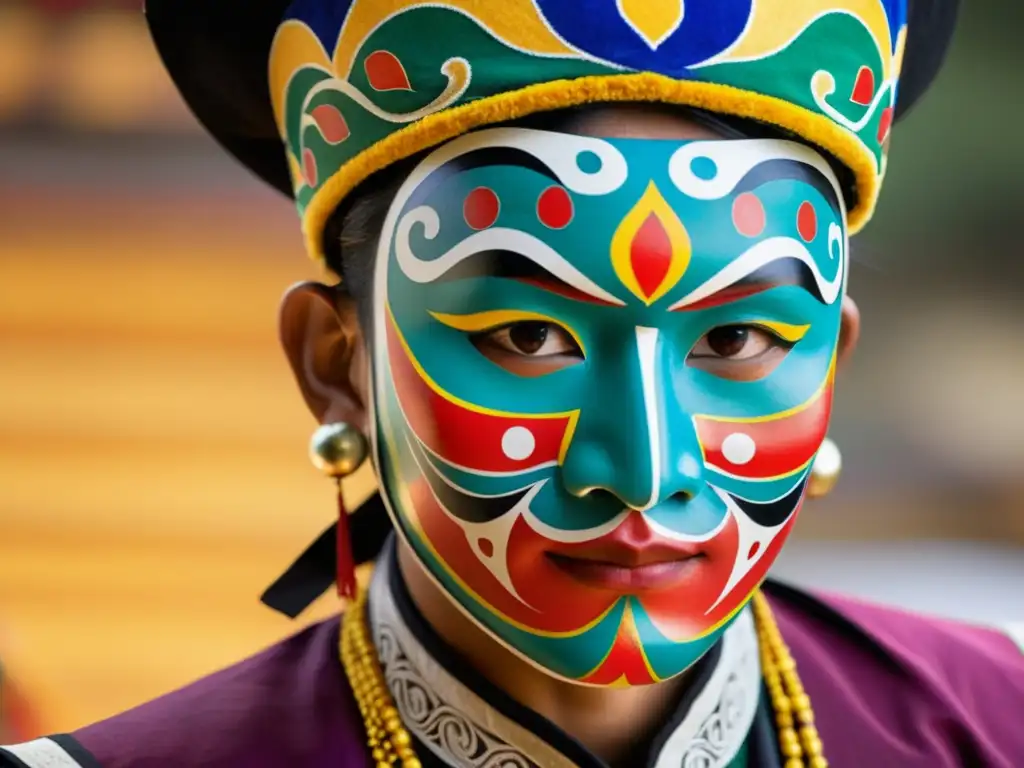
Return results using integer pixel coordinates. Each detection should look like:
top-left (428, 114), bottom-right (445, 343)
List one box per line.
top-left (310, 423), bottom-right (369, 599)
top-left (807, 436), bottom-right (841, 499)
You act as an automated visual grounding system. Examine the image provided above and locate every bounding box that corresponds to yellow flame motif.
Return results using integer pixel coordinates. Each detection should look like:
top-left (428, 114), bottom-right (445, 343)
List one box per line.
top-left (616, 0), bottom-right (685, 49)
top-left (610, 182), bottom-right (691, 305)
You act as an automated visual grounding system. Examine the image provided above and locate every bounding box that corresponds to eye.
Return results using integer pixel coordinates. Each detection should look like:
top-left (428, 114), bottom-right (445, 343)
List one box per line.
top-left (689, 325), bottom-right (782, 360)
top-left (471, 320), bottom-right (583, 377)
top-left (480, 321), bottom-right (582, 358)
top-left (687, 324), bottom-right (795, 381)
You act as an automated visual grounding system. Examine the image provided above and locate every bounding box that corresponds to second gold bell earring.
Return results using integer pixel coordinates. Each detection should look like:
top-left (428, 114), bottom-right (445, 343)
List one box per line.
top-left (807, 437), bottom-right (841, 499)
top-left (310, 423), bottom-right (369, 599)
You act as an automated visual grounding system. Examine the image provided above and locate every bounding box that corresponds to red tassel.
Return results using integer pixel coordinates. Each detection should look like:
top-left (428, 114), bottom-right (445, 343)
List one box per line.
top-left (336, 480), bottom-right (357, 599)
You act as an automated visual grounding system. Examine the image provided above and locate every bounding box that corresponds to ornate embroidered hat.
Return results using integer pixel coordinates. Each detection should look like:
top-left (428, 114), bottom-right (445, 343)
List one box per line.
top-left (146, 0), bottom-right (958, 264)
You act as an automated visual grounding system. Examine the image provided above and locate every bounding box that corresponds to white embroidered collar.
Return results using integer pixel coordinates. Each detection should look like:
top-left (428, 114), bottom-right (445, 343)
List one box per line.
top-left (368, 544), bottom-right (761, 768)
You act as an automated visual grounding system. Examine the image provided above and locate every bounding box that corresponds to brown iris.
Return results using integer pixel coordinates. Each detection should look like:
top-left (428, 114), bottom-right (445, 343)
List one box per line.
top-left (705, 326), bottom-right (750, 358)
top-left (506, 321), bottom-right (549, 355)
top-left (688, 324), bottom-right (793, 382)
top-left (472, 321), bottom-right (582, 377)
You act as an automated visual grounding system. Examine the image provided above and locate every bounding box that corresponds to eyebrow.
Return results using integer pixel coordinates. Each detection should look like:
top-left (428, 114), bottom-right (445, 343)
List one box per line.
top-left (670, 256), bottom-right (830, 312)
top-left (438, 249), bottom-right (621, 306)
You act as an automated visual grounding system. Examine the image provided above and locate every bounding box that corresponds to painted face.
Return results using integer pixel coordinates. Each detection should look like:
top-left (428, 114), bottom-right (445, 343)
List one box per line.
top-left (370, 128), bottom-right (846, 686)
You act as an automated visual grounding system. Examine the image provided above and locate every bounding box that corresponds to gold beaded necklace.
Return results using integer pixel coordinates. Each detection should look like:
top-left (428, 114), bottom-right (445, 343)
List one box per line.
top-left (340, 588), bottom-right (826, 768)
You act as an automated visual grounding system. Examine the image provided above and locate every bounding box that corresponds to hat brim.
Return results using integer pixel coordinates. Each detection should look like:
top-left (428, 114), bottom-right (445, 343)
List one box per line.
top-left (146, 0), bottom-right (960, 203)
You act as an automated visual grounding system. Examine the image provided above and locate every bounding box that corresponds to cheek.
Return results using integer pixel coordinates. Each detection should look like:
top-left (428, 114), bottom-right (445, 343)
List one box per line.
top-left (409, 480), bottom-right (616, 632)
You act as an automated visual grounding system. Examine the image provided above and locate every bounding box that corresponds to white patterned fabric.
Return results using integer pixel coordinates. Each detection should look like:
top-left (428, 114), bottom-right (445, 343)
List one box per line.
top-left (368, 550), bottom-right (761, 768)
top-left (0, 739), bottom-right (84, 768)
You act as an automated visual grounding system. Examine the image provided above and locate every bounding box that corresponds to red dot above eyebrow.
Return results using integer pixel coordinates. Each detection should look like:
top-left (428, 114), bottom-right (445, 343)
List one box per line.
top-left (733, 192), bottom-right (766, 238)
top-left (464, 187), bottom-right (500, 230)
top-left (477, 538), bottom-right (494, 558)
top-left (537, 185), bottom-right (574, 229)
top-left (797, 201), bottom-right (818, 242)
top-left (748, 542), bottom-right (761, 560)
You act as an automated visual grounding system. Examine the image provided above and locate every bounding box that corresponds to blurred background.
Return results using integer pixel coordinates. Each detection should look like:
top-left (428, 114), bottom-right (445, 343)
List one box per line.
top-left (0, 0), bottom-right (1021, 739)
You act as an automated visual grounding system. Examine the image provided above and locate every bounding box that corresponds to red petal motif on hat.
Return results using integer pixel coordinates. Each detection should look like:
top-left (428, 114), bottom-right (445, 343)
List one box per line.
top-left (309, 104), bottom-right (350, 144)
top-left (364, 50), bottom-right (413, 92)
top-left (302, 148), bottom-right (318, 187)
top-left (850, 65), bottom-right (876, 106)
top-left (876, 107), bottom-right (894, 144)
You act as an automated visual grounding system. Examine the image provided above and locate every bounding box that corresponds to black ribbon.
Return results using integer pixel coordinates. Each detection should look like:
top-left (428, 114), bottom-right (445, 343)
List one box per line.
top-left (259, 492), bottom-right (393, 618)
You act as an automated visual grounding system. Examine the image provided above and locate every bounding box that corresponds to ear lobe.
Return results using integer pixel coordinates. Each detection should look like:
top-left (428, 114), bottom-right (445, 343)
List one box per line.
top-left (279, 281), bottom-right (368, 430)
top-left (837, 296), bottom-right (861, 370)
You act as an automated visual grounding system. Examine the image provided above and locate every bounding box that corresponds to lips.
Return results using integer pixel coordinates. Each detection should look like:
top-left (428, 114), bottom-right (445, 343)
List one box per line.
top-left (544, 512), bottom-right (708, 592)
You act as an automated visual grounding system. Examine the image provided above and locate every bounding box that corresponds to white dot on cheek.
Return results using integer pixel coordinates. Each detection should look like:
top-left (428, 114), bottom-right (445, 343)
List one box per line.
top-left (721, 432), bottom-right (756, 465)
top-left (501, 426), bottom-right (536, 461)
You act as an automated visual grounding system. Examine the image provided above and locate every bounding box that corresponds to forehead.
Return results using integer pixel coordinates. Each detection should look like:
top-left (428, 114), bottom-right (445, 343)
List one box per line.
top-left (391, 127), bottom-right (843, 229)
top-left (379, 128), bottom-right (847, 311)
top-left (550, 105), bottom-right (726, 141)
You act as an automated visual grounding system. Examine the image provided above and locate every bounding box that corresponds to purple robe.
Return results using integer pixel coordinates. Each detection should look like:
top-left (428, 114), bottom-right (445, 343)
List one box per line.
top-left (5, 583), bottom-right (1023, 767)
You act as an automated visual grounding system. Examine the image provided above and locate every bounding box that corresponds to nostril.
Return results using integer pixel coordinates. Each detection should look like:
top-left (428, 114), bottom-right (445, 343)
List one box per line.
top-left (580, 488), bottom-right (620, 506)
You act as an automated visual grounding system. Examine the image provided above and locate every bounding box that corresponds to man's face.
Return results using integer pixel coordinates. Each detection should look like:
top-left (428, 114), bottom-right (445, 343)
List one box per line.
top-left (370, 127), bottom-right (846, 685)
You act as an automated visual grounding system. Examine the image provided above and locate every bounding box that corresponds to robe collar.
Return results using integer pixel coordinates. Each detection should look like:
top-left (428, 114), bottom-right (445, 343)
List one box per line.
top-left (367, 539), bottom-right (764, 768)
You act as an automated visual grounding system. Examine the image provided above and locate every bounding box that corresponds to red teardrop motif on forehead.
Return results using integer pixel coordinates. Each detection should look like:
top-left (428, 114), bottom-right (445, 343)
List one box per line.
top-left (733, 192), bottom-right (766, 237)
top-left (477, 538), bottom-right (494, 558)
top-left (364, 50), bottom-right (413, 91)
top-left (876, 107), bottom-right (894, 144)
top-left (850, 65), bottom-right (875, 106)
top-left (631, 213), bottom-right (673, 299)
top-left (797, 201), bottom-right (817, 242)
top-left (463, 187), bottom-right (500, 230)
top-left (537, 185), bottom-right (574, 229)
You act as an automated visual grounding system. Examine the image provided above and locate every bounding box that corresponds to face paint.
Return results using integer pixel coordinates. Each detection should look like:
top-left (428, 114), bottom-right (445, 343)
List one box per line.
top-left (370, 128), bottom-right (847, 686)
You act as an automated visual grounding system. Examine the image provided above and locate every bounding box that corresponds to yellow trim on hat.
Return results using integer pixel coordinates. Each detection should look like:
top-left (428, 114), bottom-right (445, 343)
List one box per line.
top-left (304, 72), bottom-right (879, 265)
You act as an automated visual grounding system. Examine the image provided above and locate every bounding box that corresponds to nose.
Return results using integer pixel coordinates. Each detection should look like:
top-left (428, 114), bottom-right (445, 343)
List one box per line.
top-left (560, 327), bottom-right (705, 510)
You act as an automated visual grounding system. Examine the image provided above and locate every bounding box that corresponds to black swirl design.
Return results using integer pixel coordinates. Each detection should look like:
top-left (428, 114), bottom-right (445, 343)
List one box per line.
top-left (728, 475), bottom-right (808, 528)
top-left (407, 434), bottom-right (532, 524)
top-left (732, 158), bottom-right (843, 219)
top-left (405, 148), bottom-right (560, 212)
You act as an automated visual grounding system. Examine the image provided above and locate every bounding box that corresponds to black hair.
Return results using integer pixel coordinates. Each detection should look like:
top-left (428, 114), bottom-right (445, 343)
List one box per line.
top-left (322, 105), bottom-right (855, 312)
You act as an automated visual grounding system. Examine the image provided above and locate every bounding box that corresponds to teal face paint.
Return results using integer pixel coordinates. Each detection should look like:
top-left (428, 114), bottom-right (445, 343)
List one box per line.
top-left (370, 128), bottom-right (846, 685)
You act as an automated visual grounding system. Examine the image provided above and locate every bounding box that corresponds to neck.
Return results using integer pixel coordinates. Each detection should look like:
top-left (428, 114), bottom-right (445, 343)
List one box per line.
top-left (396, 541), bottom-right (691, 765)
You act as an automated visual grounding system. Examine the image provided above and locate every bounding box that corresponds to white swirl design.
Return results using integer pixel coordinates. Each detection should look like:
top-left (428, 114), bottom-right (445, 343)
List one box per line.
top-left (378, 623), bottom-right (535, 767)
top-left (681, 669), bottom-right (749, 768)
top-left (811, 70), bottom-right (894, 133)
top-left (395, 208), bottom-right (625, 304)
top-left (395, 127), bottom-right (629, 198)
top-left (668, 139), bottom-right (844, 206)
top-left (302, 57), bottom-right (471, 125)
top-left (668, 233), bottom-right (845, 310)
top-left (704, 482), bottom-right (799, 614)
top-left (653, 610), bottom-right (761, 768)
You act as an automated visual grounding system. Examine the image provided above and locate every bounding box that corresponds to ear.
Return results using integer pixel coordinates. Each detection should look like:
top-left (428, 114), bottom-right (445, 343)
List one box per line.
top-left (837, 295), bottom-right (861, 370)
top-left (279, 282), bottom-right (369, 432)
